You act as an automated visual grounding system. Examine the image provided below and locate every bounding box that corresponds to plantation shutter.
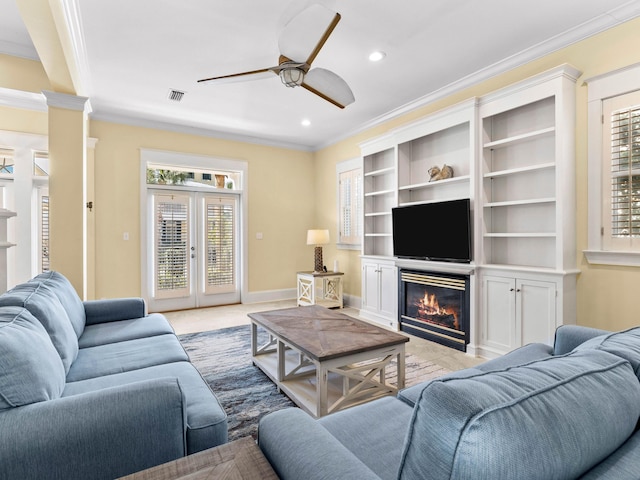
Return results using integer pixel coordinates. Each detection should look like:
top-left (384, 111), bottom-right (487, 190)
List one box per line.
top-left (339, 168), bottom-right (362, 245)
top-left (204, 196), bottom-right (235, 294)
top-left (603, 91), bottom-right (640, 251)
top-left (41, 194), bottom-right (50, 272)
top-left (154, 193), bottom-right (190, 299)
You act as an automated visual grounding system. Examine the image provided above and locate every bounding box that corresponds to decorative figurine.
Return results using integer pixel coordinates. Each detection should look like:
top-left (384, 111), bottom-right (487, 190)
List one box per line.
top-left (428, 164), bottom-right (454, 182)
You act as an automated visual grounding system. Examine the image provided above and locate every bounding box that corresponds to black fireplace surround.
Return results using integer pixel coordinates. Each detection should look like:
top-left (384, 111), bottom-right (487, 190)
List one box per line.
top-left (399, 269), bottom-right (470, 352)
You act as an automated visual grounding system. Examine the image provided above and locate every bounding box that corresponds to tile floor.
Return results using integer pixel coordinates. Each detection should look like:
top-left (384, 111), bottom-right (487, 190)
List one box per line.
top-left (164, 300), bottom-right (485, 372)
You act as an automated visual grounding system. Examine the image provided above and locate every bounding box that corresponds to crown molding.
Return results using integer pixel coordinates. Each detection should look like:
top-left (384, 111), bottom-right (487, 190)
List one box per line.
top-left (90, 109), bottom-right (315, 152)
top-left (0, 87), bottom-right (46, 112)
top-left (0, 40), bottom-right (39, 61)
top-left (42, 90), bottom-right (92, 113)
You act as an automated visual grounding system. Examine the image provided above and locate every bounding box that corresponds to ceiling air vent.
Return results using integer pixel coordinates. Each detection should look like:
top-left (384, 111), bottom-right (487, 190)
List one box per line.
top-left (167, 89), bottom-right (185, 102)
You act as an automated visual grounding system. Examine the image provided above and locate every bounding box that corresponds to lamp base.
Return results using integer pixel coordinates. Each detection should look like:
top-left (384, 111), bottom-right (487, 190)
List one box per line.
top-left (314, 246), bottom-right (323, 273)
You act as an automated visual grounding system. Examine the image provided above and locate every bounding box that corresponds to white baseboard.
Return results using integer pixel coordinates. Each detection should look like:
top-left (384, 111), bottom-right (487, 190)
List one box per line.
top-left (241, 289), bottom-right (361, 310)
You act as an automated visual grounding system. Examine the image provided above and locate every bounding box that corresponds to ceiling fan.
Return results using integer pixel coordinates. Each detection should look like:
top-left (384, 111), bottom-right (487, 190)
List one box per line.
top-left (197, 3), bottom-right (355, 109)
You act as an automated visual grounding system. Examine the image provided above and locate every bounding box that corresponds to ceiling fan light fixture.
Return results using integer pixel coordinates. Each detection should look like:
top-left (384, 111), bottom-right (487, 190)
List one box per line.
top-left (280, 67), bottom-right (305, 87)
top-left (369, 51), bottom-right (386, 62)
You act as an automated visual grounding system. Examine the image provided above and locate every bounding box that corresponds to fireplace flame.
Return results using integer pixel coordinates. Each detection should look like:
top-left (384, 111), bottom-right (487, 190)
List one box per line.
top-left (418, 292), bottom-right (459, 329)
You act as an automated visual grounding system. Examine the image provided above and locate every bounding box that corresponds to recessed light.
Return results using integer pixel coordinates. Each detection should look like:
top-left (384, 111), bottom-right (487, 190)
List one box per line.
top-left (368, 51), bottom-right (386, 62)
top-left (301, 119), bottom-right (311, 127)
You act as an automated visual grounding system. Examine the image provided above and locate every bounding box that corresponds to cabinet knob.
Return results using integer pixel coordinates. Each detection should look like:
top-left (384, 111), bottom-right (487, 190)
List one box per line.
top-left (510, 288), bottom-right (515, 292)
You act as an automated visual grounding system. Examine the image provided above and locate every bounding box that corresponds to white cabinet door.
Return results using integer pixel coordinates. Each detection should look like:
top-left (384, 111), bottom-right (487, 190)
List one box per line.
top-left (482, 275), bottom-right (517, 352)
top-left (378, 263), bottom-right (398, 320)
top-left (361, 259), bottom-right (398, 327)
top-left (361, 261), bottom-right (380, 312)
top-left (482, 274), bottom-right (557, 356)
top-left (517, 278), bottom-right (556, 346)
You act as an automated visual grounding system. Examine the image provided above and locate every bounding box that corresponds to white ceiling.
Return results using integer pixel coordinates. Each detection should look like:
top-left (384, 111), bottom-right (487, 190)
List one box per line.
top-left (1, 0), bottom-right (640, 150)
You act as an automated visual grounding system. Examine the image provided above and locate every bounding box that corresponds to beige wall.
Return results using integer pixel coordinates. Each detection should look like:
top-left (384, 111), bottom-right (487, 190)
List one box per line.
top-left (2, 16), bottom-right (640, 330)
top-left (88, 120), bottom-right (315, 299)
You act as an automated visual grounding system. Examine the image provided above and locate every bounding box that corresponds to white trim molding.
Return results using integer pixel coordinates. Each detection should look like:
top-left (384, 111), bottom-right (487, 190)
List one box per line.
top-left (584, 62), bottom-right (640, 266)
top-left (0, 87), bottom-right (47, 112)
top-left (42, 90), bottom-right (92, 113)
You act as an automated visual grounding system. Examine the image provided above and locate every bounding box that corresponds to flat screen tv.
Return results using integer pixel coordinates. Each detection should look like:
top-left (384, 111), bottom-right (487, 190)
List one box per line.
top-left (392, 199), bottom-right (471, 263)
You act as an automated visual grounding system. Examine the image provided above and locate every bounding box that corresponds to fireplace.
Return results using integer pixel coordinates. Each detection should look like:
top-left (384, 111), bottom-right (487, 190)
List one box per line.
top-left (399, 269), bottom-right (470, 352)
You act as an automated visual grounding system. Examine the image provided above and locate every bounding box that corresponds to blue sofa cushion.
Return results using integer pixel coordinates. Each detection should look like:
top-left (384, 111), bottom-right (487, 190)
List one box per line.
top-left (398, 349), bottom-right (640, 480)
top-left (0, 282), bottom-right (78, 372)
top-left (63, 361), bottom-right (228, 453)
top-left (318, 396), bottom-right (413, 480)
top-left (0, 307), bottom-right (65, 409)
top-left (579, 430), bottom-right (640, 479)
top-left (66, 334), bottom-right (189, 382)
top-left (78, 313), bottom-right (175, 348)
top-left (30, 271), bottom-right (85, 338)
top-left (573, 326), bottom-right (640, 379)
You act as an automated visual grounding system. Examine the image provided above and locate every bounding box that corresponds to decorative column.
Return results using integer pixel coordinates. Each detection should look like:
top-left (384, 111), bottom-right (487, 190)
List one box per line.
top-left (43, 91), bottom-right (91, 299)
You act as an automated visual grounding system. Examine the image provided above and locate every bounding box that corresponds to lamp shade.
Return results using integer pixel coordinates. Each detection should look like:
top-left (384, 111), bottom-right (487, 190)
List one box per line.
top-left (307, 229), bottom-right (330, 245)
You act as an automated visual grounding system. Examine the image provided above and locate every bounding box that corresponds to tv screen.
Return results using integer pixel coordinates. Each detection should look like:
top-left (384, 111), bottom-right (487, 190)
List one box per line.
top-left (392, 199), bottom-right (471, 263)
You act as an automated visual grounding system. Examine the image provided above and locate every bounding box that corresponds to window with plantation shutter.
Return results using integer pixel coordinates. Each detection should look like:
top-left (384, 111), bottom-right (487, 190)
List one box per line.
top-left (154, 193), bottom-right (190, 299)
top-left (602, 91), bottom-right (640, 252)
top-left (337, 159), bottom-right (362, 247)
top-left (204, 196), bottom-right (235, 294)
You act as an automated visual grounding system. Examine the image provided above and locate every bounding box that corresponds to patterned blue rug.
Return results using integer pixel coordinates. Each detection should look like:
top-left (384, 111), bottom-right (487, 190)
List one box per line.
top-left (178, 325), bottom-right (450, 441)
top-left (179, 325), bottom-right (294, 441)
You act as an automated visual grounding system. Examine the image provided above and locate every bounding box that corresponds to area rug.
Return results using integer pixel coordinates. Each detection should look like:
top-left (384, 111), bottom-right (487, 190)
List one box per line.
top-left (178, 325), bottom-right (450, 441)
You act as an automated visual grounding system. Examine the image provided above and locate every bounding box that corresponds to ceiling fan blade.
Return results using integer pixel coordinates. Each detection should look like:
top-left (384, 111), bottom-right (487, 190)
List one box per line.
top-left (278, 4), bottom-right (340, 65)
top-left (197, 67), bottom-right (276, 84)
top-left (302, 67), bottom-right (354, 109)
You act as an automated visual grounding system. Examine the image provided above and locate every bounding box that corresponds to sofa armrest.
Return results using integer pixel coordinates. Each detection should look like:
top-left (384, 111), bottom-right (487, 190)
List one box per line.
top-left (258, 408), bottom-right (381, 480)
top-left (554, 324), bottom-right (611, 355)
top-left (0, 378), bottom-right (187, 480)
top-left (83, 297), bottom-right (146, 325)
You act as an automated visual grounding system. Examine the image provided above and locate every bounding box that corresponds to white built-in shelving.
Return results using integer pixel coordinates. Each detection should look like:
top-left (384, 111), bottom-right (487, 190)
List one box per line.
top-left (358, 65), bottom-right (581, 357)
top-left (476, 64), bottom-right (581, 358)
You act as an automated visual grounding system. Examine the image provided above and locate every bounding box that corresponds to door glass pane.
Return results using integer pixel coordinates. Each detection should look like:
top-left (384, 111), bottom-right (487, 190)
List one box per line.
top-left (205, 196), bottom-right (235, 294)
top-left (154, 194), bottom-right (190, 299)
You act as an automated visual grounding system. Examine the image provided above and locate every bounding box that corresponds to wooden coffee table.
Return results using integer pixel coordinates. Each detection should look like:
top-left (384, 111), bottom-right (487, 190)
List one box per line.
top-left (248, 305), bottom-right (409, 417)
top-left (117, 437), bottom-right (277, 480)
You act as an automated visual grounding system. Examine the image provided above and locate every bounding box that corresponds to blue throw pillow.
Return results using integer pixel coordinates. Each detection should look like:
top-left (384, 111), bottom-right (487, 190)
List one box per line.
top-left (30, 271), bottom-right (86, 338)
top-left (0, 282), bottom-right (79, 372)
top-left (0, 307), bottom-right (66, 409)
top-left (397, 349), bottom-right (640, 480)
top-left (573, 326), bottom-right (640, 379)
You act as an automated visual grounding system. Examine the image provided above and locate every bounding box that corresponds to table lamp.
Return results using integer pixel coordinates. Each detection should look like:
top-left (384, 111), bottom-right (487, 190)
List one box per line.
top-left (307, 229), bottom-right (330, 273)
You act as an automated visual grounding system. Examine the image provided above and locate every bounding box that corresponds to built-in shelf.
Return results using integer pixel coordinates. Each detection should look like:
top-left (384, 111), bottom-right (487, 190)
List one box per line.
top-left (399, 175), bottom-right (470, 191)
top-left (484, 197), bottom-right (555, 207)
top-left (364, 189), bottom-right (395, 197)
top-left (365, 211), bottom-right (392, 217)
top-left (483, 127), bottom-right (555, 149)
top-left (483, 163), bottom-right (555, 179)
top-left (483, 232), bottom-right (556, 238)
top-left (364, 167), bottom-right (395, 177)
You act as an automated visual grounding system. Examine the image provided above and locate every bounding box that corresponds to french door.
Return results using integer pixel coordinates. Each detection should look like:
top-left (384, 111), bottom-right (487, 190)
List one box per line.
top-left (148, 190), bottom-right (239, 312)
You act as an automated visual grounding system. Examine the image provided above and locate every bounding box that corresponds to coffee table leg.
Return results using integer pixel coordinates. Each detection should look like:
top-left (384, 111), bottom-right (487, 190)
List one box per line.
top-left (317, 364), bottom-right (328, 417)
top-left (277, 339), bottom-right (286, 384)
top-left (250, 322), bottom-right (257, 357)
top-left (397, 347), bottom-right (406, 389)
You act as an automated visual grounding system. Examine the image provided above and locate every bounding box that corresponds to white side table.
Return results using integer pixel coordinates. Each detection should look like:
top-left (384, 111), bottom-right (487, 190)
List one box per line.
top-left (297, 271), bottom-right (344, 309)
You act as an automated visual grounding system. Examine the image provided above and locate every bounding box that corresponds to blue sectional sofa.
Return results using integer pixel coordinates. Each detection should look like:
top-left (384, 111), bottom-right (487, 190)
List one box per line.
top-left (0, 271), bottom-right (227, 479)
top-left (259, 325), bottom-right (640, 479)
